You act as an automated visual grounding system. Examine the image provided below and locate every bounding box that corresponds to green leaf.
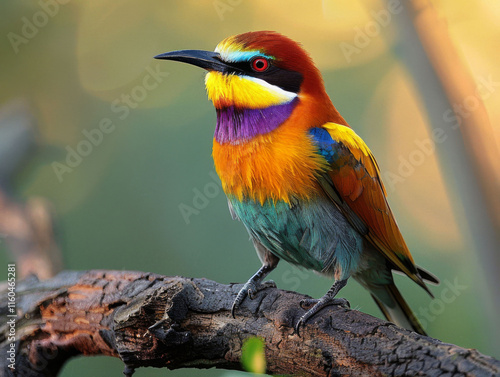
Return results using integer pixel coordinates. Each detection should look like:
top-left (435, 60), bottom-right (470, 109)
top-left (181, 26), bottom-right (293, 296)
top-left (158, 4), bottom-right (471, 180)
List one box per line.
top-left (241, 337), bottom-right (266, 374)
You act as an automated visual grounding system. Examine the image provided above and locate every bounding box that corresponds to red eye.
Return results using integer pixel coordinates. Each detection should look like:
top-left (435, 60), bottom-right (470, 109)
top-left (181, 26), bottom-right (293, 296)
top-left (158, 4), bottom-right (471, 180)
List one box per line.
top-left (251, 57), bottom-right (269, 72)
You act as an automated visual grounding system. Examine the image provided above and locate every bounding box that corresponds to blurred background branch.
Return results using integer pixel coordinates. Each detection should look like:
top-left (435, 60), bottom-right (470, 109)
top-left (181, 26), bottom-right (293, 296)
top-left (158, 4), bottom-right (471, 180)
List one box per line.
top-left (0, 100), bottom-right (62, 280)
top-left (392, 0), bottom-right (500, 351)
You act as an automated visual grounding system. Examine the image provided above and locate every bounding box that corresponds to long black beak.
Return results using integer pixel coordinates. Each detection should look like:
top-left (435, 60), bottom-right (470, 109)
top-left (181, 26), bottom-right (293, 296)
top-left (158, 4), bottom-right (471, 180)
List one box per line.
top-left (154, 50), bottom-right (229, 72)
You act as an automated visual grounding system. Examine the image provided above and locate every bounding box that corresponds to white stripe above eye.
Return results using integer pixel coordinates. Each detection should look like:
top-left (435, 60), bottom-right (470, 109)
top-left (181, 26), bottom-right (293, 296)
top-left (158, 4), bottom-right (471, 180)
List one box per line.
top-left (242, 75), bottom-right (298, 101)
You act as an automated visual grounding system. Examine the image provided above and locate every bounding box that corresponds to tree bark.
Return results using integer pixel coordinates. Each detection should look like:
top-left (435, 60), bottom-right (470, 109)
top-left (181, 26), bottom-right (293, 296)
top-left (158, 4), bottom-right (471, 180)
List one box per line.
top-left (1, 270), bottom-right (498, 377)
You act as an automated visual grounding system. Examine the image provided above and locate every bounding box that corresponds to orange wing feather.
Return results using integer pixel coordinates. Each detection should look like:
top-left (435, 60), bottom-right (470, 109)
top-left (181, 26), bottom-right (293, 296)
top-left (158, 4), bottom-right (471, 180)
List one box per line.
top-left (320, 123), bottom-right (429, 291)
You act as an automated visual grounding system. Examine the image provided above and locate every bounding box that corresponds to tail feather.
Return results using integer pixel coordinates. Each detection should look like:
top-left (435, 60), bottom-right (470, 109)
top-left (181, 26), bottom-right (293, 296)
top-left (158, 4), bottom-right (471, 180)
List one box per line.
top-left (416, 266), bottom-right (440, 285)
top-left (392, 264), bottom-right (440, 286)
top-left (370, 283), bottom-right (427, 336)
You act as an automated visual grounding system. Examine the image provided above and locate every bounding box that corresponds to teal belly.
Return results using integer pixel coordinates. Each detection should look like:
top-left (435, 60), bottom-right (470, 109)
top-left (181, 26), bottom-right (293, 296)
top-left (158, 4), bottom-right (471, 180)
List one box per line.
top-left (229, 196), bottom-right (364, 279)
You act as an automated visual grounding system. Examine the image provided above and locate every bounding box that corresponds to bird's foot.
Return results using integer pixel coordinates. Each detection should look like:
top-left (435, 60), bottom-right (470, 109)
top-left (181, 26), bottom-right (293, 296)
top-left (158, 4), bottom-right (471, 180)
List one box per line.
top-left (231, 280), bottom-right (276, 318)
top-left (295, 297), bottom-right (350, 336)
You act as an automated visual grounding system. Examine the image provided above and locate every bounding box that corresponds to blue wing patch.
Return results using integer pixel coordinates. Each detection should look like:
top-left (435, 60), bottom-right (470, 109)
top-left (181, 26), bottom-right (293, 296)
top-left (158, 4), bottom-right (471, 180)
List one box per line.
top-left (308, 127), bottom-right (340, 163)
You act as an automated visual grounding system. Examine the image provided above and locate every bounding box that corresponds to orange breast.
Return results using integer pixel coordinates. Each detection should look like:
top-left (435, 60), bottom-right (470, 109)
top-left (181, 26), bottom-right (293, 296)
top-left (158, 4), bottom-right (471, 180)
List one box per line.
top-left (213, 122), bottom-right (328, 205)
top-left (212, 92), bottom-right (345, 204)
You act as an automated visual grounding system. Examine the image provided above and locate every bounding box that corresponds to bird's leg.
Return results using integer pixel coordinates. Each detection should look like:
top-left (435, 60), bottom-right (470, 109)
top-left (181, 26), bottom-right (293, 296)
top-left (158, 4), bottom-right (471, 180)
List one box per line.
top-left (231, 263), bottom-right (277, 318)
top-left (295, 279), bottom-right (350, 334)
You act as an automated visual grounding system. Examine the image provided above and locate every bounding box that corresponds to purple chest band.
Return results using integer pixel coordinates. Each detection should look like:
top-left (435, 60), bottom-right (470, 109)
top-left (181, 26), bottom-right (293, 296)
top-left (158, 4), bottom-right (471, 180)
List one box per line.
top-left (214, 98), bottom-right (299, 144)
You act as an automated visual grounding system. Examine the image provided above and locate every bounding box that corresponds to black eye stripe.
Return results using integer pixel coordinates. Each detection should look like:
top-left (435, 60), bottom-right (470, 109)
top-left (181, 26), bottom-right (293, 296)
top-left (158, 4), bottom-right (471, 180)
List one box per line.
top-left (258, 69), bottom-right (302, 93)
top-left (219, 59), bottom-right (303, 93)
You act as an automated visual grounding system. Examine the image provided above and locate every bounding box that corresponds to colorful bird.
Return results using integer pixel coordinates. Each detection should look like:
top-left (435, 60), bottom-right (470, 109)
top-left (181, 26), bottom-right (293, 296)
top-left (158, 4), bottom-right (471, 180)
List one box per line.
top-left (155, 31), bottom-right (439, 335)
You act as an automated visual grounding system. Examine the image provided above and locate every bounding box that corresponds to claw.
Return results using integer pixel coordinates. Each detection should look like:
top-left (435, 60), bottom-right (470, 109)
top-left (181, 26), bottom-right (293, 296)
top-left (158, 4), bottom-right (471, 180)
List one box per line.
top-left (294, 317), bottom-right (305, 337)
top-left (261, 280), bottom-right (277, 289)
top-left (230, 261), bottom-right (278, 319)
top-left (248, 289), bottom-right (256, 300)
top-left (231, 279), bottom-right (276, 318)
top-left (294, 297), bottom-right (351, 337)
top-left (231, 302), bottom-right (238, 319)
top-left (336, 298), bottom-right (350, 309)
top-left (299, 298), bottom-right (318, 310)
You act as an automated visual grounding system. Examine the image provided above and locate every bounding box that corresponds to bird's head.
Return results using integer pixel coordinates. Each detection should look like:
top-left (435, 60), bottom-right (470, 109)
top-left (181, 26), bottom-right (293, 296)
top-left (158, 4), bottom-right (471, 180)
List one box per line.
top-left (155, 31), bottom-right (333, 110)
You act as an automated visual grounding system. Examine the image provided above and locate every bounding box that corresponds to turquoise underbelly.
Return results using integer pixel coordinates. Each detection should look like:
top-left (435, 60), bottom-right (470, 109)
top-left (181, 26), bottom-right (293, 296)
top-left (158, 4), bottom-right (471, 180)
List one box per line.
top-left (229, 196), bottom-right (364, 279)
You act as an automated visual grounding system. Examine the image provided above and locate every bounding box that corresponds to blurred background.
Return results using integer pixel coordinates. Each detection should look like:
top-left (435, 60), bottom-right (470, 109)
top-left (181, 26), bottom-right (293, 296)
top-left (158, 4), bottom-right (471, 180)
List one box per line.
top-left (1, 1), bottom-right (499, 376)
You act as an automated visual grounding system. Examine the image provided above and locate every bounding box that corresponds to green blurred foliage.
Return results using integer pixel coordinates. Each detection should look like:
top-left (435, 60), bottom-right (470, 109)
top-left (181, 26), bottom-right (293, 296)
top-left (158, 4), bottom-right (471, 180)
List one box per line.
top-left (0, 1), bottom-right (498, 376)
top-left (241, 337), bottom-right (266, 374)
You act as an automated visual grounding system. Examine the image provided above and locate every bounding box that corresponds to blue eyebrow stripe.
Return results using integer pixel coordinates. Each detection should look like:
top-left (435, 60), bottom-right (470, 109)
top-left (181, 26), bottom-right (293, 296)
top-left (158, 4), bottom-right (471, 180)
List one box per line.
top-left (223, 50), bottom-right (273, 62)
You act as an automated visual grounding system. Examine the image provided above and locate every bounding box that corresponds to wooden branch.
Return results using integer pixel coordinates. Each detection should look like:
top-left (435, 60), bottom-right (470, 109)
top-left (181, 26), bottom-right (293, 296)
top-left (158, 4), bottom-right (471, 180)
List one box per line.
top-left (1, 271), bottom-right (499, 376)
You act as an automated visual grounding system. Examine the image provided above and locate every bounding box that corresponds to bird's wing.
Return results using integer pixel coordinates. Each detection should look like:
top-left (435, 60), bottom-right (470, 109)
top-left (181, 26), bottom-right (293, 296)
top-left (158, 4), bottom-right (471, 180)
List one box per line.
top-left (310, 123), bottom-right (430, 292)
